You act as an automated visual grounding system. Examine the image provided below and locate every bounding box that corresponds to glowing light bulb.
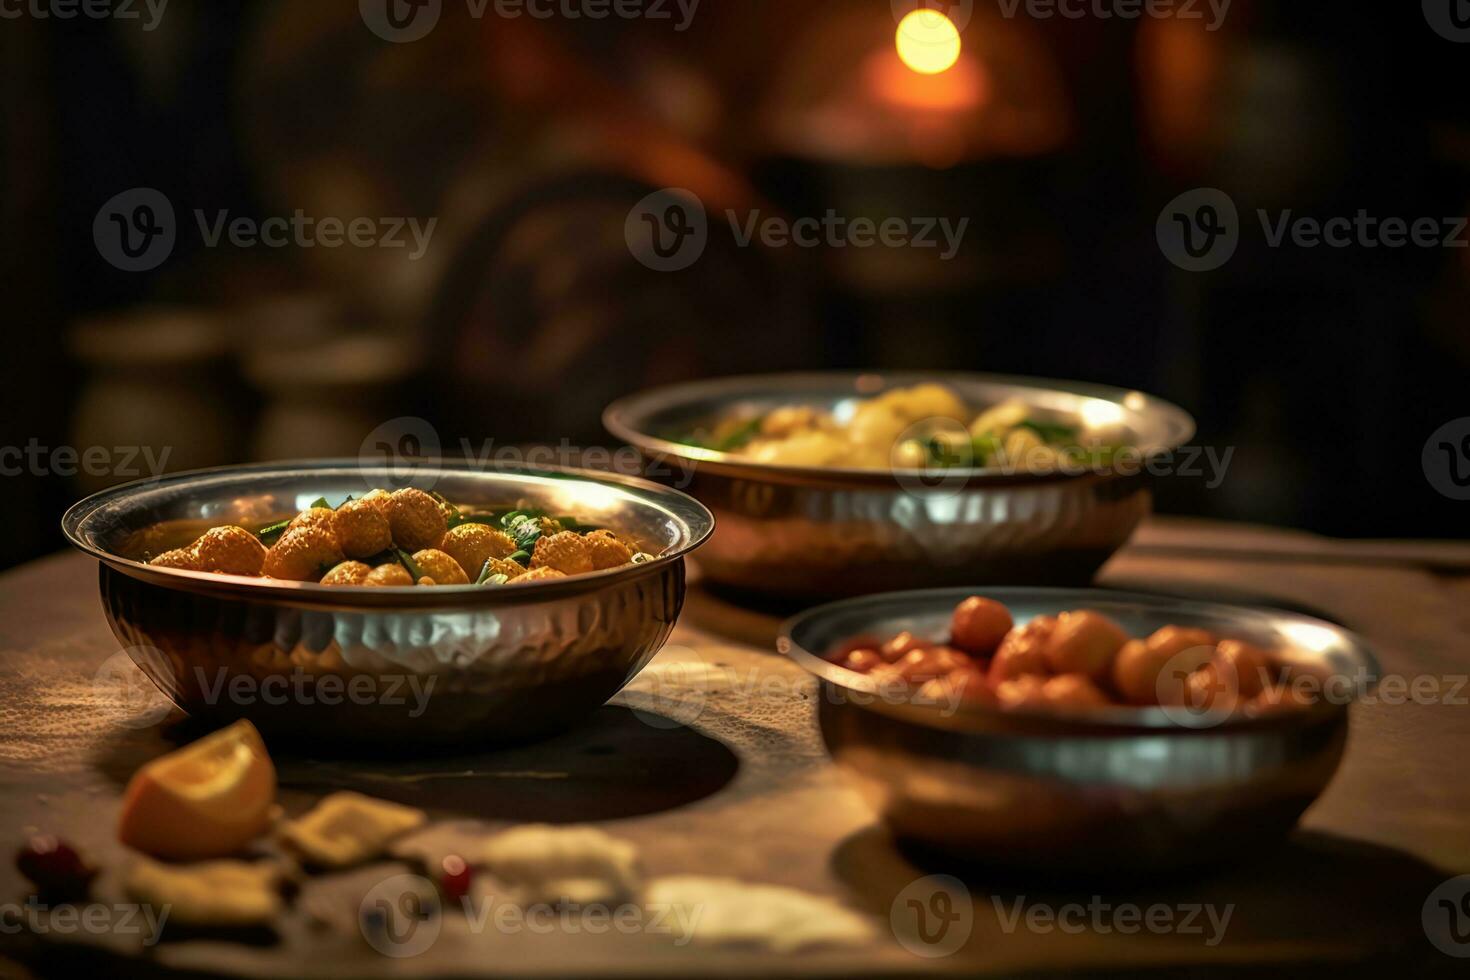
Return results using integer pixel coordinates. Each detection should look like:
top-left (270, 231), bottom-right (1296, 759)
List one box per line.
top-left (895, 10), bottom-right (962, 75)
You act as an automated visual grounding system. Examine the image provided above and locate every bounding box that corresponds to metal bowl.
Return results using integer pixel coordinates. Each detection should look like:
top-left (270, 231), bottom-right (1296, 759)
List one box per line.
top-left (779, 587), bottom-right (1379, 874)
top-left (604, 372), bottom-right (1195, 598)
top-left (63, 461), bottom-right (714, 746)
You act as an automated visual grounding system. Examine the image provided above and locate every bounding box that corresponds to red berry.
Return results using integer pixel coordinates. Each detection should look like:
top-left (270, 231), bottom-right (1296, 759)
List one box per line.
top-left (439, 854), bottom-right (472, 902)
top-left (15, 835), bottom-right (96, 903)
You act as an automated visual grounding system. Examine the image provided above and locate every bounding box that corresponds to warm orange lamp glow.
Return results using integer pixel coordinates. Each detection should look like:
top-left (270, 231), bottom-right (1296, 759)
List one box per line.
top-left (895, 10), bottom-right (962, 75)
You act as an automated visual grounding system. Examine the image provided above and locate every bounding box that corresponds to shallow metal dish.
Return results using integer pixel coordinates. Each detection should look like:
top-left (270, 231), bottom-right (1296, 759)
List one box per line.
top-left (63, 461), bottom-right (714, 746)
top-left (604, 372), bottom-right (1195, 598)
top-left (780, 587), bottom-right (1379, 874)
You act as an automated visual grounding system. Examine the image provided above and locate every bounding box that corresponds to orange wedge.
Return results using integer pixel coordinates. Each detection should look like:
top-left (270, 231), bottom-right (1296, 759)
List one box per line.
top-left (118, 719), bottom-right (276, 860)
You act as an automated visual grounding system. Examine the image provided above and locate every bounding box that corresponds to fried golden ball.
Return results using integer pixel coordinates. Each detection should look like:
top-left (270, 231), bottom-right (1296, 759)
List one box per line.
top-left (262, 526), bottom-right (345, 582)
top-left (360, 489), bottom-right (393, 517)
top-left (584, 529), bottom-right (633, 570)
top-left (411, 549), bottom-right (469, 585)
top-left (515, 566), bottom-right (567, 583)
top-left (386, 489), bottom-right (447, 552)
top-left (320, 561), bottom-right (372, 586)
top-left (287, 507), bottom-right (337, 537)
top-left (1044, 610), bottom-right (1128, 680)
top-left (530, 531), bottom-right (593, 575)
top-left (149, 547), bottom-right (201, 571)
top-left (479, 557), bottom-right (527, 581)
top-left (333, 499), bottom-right (393, 558)
top-left (193, 526), bottom-right (268, 576)
top-left (364, 563), bottom-right (413, 587)
top-left (439, 524), bottom-right (517, 578)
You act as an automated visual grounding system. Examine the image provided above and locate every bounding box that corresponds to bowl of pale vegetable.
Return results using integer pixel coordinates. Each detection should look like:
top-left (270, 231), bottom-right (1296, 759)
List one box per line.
top-left (63, 461), bottom-right (713, 745)
top-left (604, 372), bottom-right (1194, 598)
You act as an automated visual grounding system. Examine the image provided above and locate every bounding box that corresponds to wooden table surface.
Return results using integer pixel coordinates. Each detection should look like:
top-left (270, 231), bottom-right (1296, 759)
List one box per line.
top-left (2, 518), bottom-right (1468, 977)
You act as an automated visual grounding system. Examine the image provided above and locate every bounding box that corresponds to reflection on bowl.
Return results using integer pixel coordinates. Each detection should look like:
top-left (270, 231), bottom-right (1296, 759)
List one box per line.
top-left (63, 462), bottom-right (714, 746)
top-left (605, 372), bottom-right (1195, 598)
top-left (780, 587), bottom-right (1379, 874)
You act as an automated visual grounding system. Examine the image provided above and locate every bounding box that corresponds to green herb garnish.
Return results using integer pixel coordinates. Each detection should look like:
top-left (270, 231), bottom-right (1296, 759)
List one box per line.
top-left (308, 496), bottom-right (331, 511)
top-left (256, 519), bottom-right (291, 546)
top-left (396, 548), bottom-right (426, 582)
top-left (1018, 419), bottom-right (1080, 444)
top-left (475, 558), bottom-right (511, 585)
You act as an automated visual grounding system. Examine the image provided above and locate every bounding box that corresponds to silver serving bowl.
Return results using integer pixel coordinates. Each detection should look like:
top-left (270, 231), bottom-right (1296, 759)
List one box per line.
top-left (780, 588), bottom-right (1379, 874)
top-left (63, 461), bottom-right (714, 746)
top-left (604, 372), bottom-right (1195, 598)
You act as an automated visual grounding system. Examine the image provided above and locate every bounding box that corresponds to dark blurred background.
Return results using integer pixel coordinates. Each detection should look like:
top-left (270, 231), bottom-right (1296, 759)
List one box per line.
top-left (2, 0), bottom-right (1466, 569)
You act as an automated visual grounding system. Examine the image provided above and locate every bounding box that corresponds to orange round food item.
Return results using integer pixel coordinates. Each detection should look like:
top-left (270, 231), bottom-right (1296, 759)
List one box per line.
top-left (995, 674), bottom-right (1048, 710)
top-left (988, 616), bottom-right (1055, 683)
top-left (1184, 662), bottom-right (1240, 715)
top-left (1041, 674), bottom-right (1110, 709)
top-left (363, 563), bottom-right (413, 587)
top-left (515, 567), bottom-right (567, 583)
top-left (193, 526), bottom-right (268, 576)
top-left (262, 527), bottom-right (345, 582)
top-left (530, 532), bottom-right (594, 576)
top-left (1044, 610), bottom-right (1128, 679)
top-left (917, 668), bottom-right (995, 709)
top-left (1111, 639), bottom-right (1172, 704)
top-left (842, 648), bottom-right (883, 673)
top-left (1141, 627), bottom-right (1217, 705)
top-left (892, 646), bottom-right (972, 683)
top-left (386, 489), bottom-right (448, 552)
top-left (412, 549), bottom-right (470, 586)
top-left (1244, 682), bottom-right (1317, 716)
top-left (1213, 639), bottom-right (1272, 700)
top-left (950, 596), bottom-right (1013, 656)
top-left (320, 561), bottom-right (372, 586)
top-left (287, 507), bottom-right (337, 537)
top-left (332, 499), bottom-right (393, 559)
top-left (584, 529), bottom-right (633, 570)
top-left (150, 547), bottom-right (201, 571)
top-left (439, 524), bottom-right (517, 578)
top-left (880, 631), bottom-right (932, 663)
top-left (1146, 625), bottom-right (1216, 660)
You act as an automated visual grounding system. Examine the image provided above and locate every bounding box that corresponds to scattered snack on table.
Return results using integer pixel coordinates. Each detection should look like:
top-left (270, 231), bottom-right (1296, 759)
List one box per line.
top-left (142, 490), bottom-right (654, 588)
top-left (480, 824), bottom-right (640, 906)
top-left (676, 382), bottom-right (1131, 473)
top-left (831, 595), bottom-right (1316, 718)
top-left (125, 857), bottom-right (285, 928)
top-left (117, 720), bottom-right (276, 861)
top-left (278, 791), bottom-right (426, 869)
top-left (642, 876), bottom-right (876, 952)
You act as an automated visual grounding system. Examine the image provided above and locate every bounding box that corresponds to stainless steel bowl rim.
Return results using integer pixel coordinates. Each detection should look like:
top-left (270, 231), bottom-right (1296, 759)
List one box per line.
top-left (62, 459), bottom-right (715, 609)
top-left (604, 370), bottom-right (1198, 485)
top-left (779, 586), bottom-right (1382, 732)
